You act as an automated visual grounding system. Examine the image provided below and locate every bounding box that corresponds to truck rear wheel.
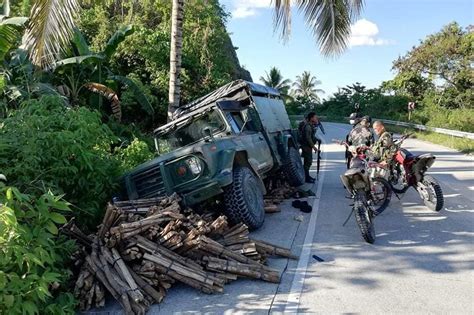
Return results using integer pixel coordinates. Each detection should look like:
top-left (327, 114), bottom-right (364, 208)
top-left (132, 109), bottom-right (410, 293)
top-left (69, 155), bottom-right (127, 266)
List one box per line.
top-left (223, 166), bottom-right (265, 230)
top-left (283, 147), bottom-right (305, 187)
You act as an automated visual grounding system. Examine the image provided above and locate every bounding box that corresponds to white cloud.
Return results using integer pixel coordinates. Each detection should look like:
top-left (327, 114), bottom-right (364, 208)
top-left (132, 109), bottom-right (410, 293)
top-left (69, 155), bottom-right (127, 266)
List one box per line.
top-left (230, 0), bottom-right (295, 19)
top-left (349, 19), bottom-right (394, 47)
top-left (233, 7), bottom-right (258, 18)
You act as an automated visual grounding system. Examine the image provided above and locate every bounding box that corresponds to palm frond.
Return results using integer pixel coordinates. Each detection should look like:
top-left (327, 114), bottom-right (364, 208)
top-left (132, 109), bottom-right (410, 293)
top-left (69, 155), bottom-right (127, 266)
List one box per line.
top-left (273, 0), bottom-right (292, 40)
top-left (273, 0), bottom-right (364, 57)
top-left (22, 0), bottom-right (80, 69)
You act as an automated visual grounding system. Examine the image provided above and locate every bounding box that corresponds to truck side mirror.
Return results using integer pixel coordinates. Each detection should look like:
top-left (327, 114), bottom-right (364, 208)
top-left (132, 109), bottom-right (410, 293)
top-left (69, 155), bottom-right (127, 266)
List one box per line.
top-left (203, 127), bottom-right (214, 142)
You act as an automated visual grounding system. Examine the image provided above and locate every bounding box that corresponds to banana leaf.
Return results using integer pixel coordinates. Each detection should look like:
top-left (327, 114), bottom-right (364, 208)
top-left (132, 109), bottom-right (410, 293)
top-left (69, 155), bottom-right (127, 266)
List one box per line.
top-left (71, 27), bottom-right (91, 56)
top-left (0, 17), bottom-right (27, 61)
top-left (103, 25), bottom-right (134, 60)
top-left (53, 54), bottom-right (104, 69)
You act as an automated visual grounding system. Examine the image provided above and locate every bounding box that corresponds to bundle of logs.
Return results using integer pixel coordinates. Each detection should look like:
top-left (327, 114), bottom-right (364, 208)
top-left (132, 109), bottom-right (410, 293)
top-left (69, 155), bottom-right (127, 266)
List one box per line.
top-left (264, 176), bottom-right (299, 213)
top-left (62, 194), bottom-right (297, 314)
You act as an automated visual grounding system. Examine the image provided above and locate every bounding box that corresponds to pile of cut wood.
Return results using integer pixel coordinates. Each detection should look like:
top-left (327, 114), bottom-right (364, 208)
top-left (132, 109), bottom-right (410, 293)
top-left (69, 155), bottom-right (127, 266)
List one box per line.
top-left (63, 194), bottom-right (297, 315)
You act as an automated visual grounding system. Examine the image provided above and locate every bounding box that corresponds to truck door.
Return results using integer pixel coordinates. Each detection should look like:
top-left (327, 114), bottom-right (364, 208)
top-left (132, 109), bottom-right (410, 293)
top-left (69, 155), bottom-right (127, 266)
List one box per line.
top-left (225, 108), bottom-right (273, 175)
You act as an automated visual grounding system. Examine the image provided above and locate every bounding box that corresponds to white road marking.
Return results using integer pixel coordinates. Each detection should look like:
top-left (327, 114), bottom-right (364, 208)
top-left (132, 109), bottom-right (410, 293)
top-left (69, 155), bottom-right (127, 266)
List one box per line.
top-left (284, 137), bottom-right (327, 313)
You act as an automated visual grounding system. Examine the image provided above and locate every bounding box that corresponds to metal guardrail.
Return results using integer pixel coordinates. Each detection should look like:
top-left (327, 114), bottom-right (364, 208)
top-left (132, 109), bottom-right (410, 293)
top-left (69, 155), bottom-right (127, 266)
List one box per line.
top-left (377, 119), bottom-right (474, 140)
top-left (288, 115), bottom-right (474, 140)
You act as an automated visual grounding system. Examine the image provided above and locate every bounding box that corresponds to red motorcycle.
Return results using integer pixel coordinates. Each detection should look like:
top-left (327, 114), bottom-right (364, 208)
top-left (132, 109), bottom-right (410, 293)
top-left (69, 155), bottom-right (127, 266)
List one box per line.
top-left (388, 134), bottom-right (444, 211)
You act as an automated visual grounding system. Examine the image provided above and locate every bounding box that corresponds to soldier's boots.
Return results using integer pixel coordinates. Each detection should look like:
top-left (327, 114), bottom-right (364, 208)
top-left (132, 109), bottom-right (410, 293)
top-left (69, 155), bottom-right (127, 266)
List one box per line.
top-left (305, 170), bottom-right (316, 183)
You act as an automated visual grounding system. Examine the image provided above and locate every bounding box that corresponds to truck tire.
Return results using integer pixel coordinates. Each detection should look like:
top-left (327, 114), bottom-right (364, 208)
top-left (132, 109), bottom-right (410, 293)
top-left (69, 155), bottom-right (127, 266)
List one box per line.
top-left (223, 166), bottom-right (265, 230)
top-left (283, 147), bottom-right (305, 187)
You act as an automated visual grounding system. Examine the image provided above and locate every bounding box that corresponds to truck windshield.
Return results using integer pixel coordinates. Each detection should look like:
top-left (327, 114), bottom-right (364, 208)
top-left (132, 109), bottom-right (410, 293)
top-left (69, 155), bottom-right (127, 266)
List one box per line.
top-left (156, 110), bottom-right (226, 154)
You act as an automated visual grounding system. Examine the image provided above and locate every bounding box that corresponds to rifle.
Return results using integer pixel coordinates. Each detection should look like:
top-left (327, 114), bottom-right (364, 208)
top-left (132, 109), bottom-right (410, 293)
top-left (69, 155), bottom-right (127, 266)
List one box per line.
top-left (316, 138), bottom-right (321, 180)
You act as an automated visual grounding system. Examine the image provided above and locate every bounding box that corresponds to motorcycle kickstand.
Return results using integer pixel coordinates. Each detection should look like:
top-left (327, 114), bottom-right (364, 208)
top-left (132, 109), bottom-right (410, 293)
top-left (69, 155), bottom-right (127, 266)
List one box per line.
top-left (342, 207), bottom-right (355, 227)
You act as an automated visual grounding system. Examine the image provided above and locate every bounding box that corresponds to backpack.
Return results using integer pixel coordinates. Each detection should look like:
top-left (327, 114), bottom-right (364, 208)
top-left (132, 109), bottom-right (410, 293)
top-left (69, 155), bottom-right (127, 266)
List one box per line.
top-left (297, 120), bottom-right (307, 145)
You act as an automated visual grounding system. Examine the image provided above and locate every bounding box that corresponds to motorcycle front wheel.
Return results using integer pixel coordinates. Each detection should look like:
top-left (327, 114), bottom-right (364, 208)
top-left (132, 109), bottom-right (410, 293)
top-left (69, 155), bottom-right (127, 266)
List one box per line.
top-left (418, 175), bottom-right (444, 212)
top-left (354, 191), bottom-right (376, 244)
top-left (370, 177), bottom-right (392, 216)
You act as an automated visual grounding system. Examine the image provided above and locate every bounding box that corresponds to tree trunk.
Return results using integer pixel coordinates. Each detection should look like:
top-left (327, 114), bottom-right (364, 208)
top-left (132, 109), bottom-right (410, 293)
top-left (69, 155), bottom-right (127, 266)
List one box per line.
top-left (3, 0), bottom-right (10, 16)
top-left (168, 0), bottom-right (184, 122)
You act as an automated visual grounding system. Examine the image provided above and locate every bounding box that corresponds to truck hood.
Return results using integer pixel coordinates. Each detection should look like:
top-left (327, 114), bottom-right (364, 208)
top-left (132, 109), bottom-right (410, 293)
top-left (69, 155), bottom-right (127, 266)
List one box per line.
top-left (125, 143), bottom-right (201, 177)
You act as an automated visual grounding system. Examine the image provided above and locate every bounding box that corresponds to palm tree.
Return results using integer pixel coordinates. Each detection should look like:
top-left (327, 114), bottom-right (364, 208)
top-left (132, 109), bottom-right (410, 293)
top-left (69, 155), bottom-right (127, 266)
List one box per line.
top-left (273, 0), bottom-right (364, 57)
top-left (168, 0), bottom-right (184, 121)
top-left (22, 0), bottom-right (80, 69)
top-left (260, 66), bottom-right (291, 99)
top-left (292, 71), bottom-right (324, 103)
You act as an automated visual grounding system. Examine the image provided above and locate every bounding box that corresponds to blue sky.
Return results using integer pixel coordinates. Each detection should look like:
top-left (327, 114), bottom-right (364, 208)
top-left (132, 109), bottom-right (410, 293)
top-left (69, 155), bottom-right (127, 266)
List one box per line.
top-left (219, 0), bottom-right (473, 97)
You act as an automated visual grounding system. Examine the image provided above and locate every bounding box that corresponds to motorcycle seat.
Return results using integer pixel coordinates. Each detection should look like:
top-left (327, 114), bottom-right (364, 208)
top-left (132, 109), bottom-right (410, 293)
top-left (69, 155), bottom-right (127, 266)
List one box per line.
top-left (344, 167), bottom-right (365, 177)
top-left (416, 153), bottom-right (435, 160)
top-left (399, 148), bottom-right (415, 160)
top-left (349, 157), bottom-right (365, 169)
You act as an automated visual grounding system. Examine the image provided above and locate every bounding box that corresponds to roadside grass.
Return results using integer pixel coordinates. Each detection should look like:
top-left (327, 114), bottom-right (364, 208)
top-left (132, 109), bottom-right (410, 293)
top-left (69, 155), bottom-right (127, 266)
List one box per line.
top-left (386, 125), bottom-right (474, 154)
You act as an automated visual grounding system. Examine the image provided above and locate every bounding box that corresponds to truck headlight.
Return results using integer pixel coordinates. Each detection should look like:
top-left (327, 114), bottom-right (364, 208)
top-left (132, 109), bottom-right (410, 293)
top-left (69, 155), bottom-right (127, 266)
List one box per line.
top-left (186, 156), bottom-right (202, 175)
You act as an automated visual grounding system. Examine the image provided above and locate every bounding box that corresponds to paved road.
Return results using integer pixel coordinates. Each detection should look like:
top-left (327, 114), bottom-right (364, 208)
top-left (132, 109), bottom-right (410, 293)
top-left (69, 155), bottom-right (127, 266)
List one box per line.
top-left (89, 123), bottom-right (473, 314)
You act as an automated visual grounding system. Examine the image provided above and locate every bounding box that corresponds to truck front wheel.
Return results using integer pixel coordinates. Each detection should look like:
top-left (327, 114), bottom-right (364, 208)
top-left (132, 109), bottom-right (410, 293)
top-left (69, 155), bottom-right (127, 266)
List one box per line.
top-left (223, 166), bottom-right (265, 230)
top-left (283, 147), bottom-right (305, 187)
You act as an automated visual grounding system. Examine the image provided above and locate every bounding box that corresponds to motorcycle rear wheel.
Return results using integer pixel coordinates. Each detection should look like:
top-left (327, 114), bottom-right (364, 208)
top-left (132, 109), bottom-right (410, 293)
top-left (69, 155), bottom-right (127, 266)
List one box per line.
top-left (354, 191), bottom-right (376, 244)
top-left (420, 175), bottom-right (444, 212)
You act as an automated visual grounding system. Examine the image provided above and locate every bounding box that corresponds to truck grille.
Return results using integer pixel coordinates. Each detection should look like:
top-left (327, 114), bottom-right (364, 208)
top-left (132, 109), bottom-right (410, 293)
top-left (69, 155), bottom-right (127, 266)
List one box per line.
top-left (132, 165), bottom-right (167, 199)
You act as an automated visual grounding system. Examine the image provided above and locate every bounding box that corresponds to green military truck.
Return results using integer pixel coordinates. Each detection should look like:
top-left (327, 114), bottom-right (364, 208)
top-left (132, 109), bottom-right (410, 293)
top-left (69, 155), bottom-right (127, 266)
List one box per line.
top-left (121, 80), bottom-right (304, 230)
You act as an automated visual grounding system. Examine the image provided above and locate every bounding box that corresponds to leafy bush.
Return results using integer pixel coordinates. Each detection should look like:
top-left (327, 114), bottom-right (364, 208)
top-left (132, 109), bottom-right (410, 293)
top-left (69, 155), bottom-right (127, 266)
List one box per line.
top-left (0, 186), bottom-right (76, 314)
top-left (115, 137), bottom-right (155, 173)
top-left (0, 95), bottom-right (121, 227)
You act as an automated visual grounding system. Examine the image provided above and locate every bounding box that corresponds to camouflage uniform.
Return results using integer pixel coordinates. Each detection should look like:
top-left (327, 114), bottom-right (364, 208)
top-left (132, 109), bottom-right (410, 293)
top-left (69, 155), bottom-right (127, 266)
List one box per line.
top-left (371, 131), bottom-right (393, 162)
top-left (301, 122), bottom-right (317, 172)
top-left (348, 123), bottom-right (374, 147)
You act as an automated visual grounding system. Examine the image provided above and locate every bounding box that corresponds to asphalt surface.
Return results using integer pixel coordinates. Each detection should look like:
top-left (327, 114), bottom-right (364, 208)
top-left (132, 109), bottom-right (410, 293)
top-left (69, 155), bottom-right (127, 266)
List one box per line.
top-left (85, 122), bottom-right (474, 314)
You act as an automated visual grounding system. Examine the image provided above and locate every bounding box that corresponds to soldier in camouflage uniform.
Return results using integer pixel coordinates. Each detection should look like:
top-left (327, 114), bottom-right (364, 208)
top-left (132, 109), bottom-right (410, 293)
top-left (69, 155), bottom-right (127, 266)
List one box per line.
top-left (347, 116), bottom-right (374, 148)
top-left (371, 121), bottom-right (394, 164)
top-left (300, 112), bottom-right (319, 183)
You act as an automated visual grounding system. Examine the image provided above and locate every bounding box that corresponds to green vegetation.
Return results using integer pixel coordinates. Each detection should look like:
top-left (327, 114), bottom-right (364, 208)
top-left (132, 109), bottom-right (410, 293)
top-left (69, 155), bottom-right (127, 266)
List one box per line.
top-left (0, 2), bottom-right (249, 312)
top-left (0, 186), bottom-right (76, 314)
top-left (384, 125), bottom-right (474, 154)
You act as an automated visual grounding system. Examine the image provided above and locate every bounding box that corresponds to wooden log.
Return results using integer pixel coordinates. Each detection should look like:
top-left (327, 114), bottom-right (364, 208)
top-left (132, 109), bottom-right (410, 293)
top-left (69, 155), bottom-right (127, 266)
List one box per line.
top-left (85, 254), bottom-right (133, 315)
top-left (252, 239), bottom-right (298, 259)
top-left (143, 253), bottom-right (223, 294)
top-left (61, 219), bottom-right (93, 247)
top-left (134, 235), bottom-right (203, 271)
top-left (196, 236), bottom-right (261, 266)
top-left (111, 247), bottom-right (144, 303)
top-left (142, 252), bottom-right (215, 286)
top-left (203, 256), bottom-right (280, 283)
top-left (96, 250), bottom-right (136, 314)
top-left (129, 269), bottom-right (164, 304)
top-left (98, 204), bottom-right (116, 239)
top-left (264, 205), bottom-right (280, 213)
top-left (110, 208), bottom-right (183, 240)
